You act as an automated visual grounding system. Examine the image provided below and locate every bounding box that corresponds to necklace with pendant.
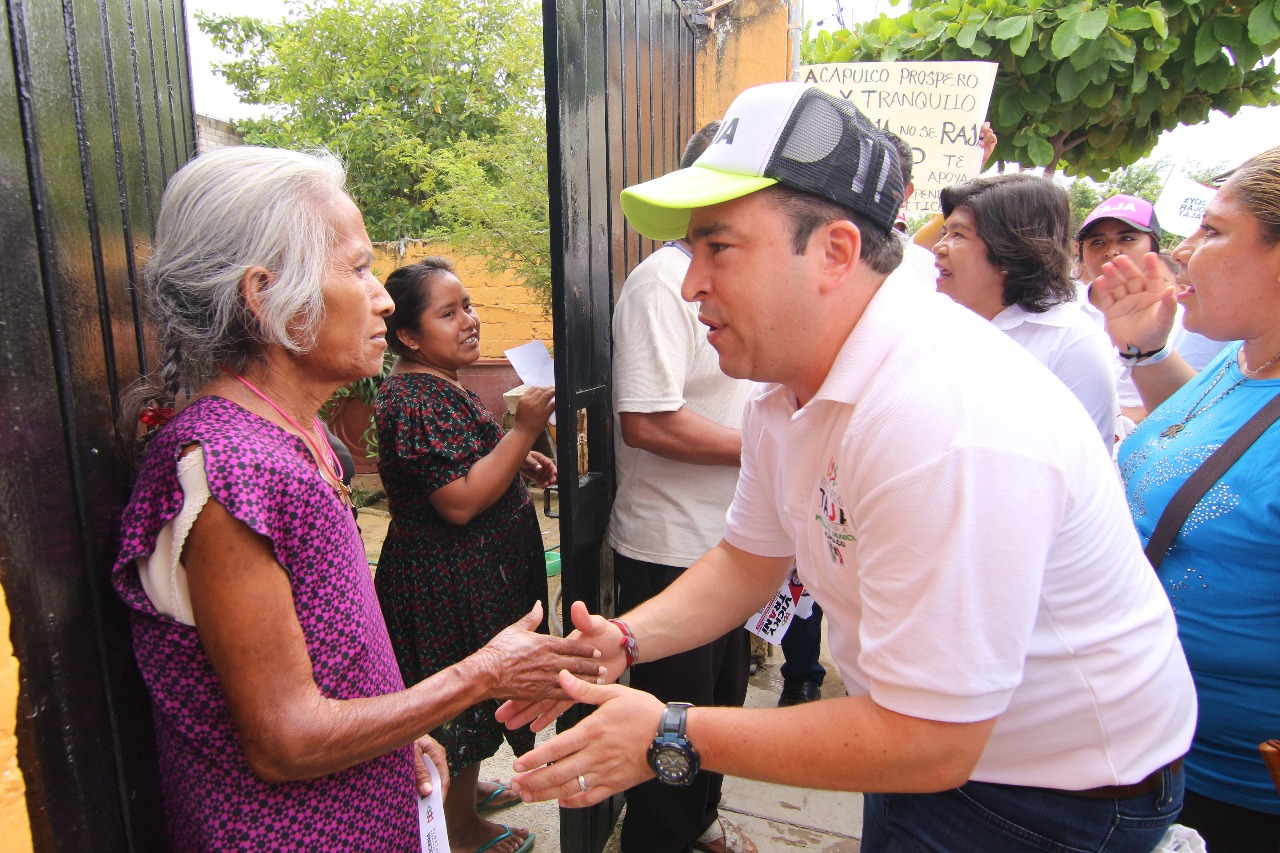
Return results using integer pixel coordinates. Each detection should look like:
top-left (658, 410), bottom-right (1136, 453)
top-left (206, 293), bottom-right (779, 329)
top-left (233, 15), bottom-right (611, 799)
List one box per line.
top-left (222, 368), bottom-right (352, 505)
top-left (1161, 347), bottom-right (1280, 439)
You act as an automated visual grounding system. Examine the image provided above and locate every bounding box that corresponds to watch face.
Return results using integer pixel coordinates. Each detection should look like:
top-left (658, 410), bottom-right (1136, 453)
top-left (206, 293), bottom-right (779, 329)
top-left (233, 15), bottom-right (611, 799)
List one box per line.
top-left (652, 744), bottom-right (693, 784)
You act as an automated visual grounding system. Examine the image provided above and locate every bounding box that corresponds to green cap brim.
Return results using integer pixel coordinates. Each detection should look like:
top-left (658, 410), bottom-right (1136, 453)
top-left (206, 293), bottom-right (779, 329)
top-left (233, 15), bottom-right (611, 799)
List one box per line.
top-left (620, 165), bottom-right (778, 241)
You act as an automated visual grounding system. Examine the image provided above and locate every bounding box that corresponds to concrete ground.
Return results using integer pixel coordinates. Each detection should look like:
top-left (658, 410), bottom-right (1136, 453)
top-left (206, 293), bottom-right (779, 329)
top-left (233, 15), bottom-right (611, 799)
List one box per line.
top-left (357, 479), bottom-right (861, 851)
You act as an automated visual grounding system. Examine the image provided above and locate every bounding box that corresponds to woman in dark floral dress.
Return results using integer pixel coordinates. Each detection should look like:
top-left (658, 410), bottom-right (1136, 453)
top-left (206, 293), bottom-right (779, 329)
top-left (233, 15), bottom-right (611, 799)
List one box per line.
top-left (377, 257), bottom-right (556, 853)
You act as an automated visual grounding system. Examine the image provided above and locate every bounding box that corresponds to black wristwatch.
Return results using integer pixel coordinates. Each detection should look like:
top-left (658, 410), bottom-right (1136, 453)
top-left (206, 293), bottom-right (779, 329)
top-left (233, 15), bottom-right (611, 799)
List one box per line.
top-left (647, 702), bottom-right (700, 786)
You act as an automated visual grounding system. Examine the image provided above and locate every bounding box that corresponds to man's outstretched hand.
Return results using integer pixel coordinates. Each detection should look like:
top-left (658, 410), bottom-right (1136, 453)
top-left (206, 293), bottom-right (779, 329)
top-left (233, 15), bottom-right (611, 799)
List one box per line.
top-left (508, 670), bottom-right (664, 807)
top-left (496, 600), bottom-right (629, 732)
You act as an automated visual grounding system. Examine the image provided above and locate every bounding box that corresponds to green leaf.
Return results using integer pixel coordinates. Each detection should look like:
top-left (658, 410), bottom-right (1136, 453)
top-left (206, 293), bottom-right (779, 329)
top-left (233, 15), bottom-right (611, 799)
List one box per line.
top-left (970, 37), bottom-right (993, 57)
top-left (1074, 8), bottom-right (1109, 40)
top-left (1057, 2), bottom-right (1086, 21)
top-left (1100, 31), bottom-right (1137, 64)
top-left (1027, 135), bottom-right (1055, 166)
top-left (1070, 36), bottom-right (1105, 70)
top-left (990, 15), bottom-right (1029, 40)
top-left (997, 91), bottom-right (1025, 125)
top-left (1131, 64), bottom-right (1149, 95)
top-left (957, 22), bottom-right (979, 49)
top-left (1213, 16), bottom-right (1243, 47)
top-left (1056, 61), bottom-right (1089, 101)
top-left (1019, 88), bottom-right (1052, 113)
top-left (1199, 55), bottom-right (1234, 93)
top-left (832, 43), bottom-right (858, 62)
top-left (1018, 49), bottom-right (1049, 73)
top-left (1010, 20), bottom-right (1035, 56)
top-left (1249, 2), bottom-right (1280, 45)
top-left (1194, 23), bottom-right (1221, 65)
top-left (1051, 20), bottom-right (1084, 58)
top-left (1081, 80), bottom-right (1116, 108)
top-left (1114, 8), bottom-right (1151, 31)
top-left (1148, 7), bottom-right (1169, 39)
top-left (1228, 41), bottom-right (1263, 71)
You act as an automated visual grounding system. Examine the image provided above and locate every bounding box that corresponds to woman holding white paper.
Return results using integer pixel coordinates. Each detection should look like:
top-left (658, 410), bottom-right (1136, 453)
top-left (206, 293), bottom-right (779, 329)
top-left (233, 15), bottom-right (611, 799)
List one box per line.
top-left (375, 257), bottom-right (555, 853)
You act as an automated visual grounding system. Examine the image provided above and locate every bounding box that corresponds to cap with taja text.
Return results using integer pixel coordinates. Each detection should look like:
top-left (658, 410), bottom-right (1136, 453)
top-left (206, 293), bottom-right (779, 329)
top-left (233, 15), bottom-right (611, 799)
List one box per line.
top-left (620, 82), bottom-right (905, 240)
top-left (1076, 194), bottom-right (1164, 243)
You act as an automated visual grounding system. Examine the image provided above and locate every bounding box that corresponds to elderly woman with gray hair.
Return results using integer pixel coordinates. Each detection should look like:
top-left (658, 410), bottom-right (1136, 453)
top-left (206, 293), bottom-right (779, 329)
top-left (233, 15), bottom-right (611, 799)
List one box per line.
top-left (113, 146), bottom-right (599, 851)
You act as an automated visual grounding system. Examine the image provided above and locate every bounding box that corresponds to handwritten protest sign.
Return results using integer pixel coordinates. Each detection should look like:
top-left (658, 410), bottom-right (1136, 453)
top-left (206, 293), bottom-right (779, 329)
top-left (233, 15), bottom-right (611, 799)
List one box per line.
top-left (1154, 172), bottom-right (1216, 238)
top-left (799, 62), bottom-right (998, 216)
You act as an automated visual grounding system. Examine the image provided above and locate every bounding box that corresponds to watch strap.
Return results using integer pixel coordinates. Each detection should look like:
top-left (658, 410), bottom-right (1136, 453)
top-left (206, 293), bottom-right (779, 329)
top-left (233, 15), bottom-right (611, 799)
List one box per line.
top-left (661, 702), bottom-right (691, 737)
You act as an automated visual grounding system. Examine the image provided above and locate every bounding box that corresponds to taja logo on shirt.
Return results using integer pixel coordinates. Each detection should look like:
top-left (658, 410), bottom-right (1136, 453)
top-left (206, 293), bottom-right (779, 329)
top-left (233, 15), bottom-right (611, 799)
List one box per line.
top-left (815, 458), bottom-right (854, 565)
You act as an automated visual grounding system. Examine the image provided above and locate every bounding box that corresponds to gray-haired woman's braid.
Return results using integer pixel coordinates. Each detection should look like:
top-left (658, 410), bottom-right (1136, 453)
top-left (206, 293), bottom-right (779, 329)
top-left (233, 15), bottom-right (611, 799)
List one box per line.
top-left (158, 334), bottom-right (184, 405)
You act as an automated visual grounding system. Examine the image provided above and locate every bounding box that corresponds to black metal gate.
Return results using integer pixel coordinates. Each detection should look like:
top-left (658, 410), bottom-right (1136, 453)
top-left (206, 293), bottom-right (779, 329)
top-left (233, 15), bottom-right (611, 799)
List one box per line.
top-left (0, 0), bottom-right (191, 848)
top-left (1, 0), bottom-right (694, 847)
top-left (543, 1), bottom-right (696, 850)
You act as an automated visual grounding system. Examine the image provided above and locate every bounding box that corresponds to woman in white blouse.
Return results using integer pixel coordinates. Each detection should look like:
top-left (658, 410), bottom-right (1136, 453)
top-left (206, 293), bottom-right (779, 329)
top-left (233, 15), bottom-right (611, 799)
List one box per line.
top-left (934, 174), bottom-right (1119, 447)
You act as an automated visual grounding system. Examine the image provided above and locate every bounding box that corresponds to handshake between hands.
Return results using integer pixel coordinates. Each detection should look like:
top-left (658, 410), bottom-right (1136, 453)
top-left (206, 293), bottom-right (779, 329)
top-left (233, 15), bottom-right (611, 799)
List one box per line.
top-left (497, 601), bottom-right (669, 807)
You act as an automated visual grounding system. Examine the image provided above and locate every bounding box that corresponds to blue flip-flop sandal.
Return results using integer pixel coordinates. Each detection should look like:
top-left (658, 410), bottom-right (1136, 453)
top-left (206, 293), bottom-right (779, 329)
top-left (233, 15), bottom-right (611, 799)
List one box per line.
top-left (474, 826), bottom-right (535, 853)
top-left (476, 780), bottom-right (520, 813)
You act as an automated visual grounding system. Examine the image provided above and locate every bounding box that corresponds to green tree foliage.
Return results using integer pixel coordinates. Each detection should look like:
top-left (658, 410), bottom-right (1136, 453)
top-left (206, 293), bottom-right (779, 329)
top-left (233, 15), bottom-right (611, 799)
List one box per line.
top-left (431, 108), bottom-right (552, 310)
top-left (802, 0), bottom-right (1280, 179)
top-left (199, 0), bottom-right (545, 243)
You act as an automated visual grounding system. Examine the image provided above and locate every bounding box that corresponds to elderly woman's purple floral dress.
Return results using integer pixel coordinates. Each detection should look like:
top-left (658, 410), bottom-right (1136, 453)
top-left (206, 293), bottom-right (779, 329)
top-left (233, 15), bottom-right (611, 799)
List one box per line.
top-left (113, 396), bottom-right (417, 850)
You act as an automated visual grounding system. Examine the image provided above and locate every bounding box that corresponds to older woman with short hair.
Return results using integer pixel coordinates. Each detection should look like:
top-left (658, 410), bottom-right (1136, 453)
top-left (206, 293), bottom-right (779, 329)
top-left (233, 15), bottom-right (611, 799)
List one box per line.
top-left (114, 146), bottom-right (598, 851)
top-left (1096, 146), bottom-right (1280, 852)
top-left (935, 174), bottom-right (1119, 445)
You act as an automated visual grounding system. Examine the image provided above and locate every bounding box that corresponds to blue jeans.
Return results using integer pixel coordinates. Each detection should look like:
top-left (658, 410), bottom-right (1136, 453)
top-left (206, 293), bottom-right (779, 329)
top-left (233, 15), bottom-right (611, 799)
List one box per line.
top-left (863, 766), bottom-right (1183, 852)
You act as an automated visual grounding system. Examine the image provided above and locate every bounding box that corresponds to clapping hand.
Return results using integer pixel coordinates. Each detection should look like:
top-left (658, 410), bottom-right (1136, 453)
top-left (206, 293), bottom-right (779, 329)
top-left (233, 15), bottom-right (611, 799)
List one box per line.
top-left (1092, 253), bottom-right (1178, 355)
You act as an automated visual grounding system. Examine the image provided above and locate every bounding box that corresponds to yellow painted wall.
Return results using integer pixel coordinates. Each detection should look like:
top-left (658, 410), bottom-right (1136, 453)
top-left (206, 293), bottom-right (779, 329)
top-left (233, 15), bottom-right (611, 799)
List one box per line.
top-left (0, 583), bottom-right (33, 853)
top-left (371, 241), bottom-right (553, 360)
top-left (695, 0), bottom-right (795, 125)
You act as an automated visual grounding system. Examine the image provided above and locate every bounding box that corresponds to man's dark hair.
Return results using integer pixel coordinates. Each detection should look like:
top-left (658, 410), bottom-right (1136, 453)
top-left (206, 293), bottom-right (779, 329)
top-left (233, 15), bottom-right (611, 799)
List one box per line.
top-left (383, 257), bottom-right (457, 356)
top-left (940, 174), bottom-right (1074, 313)
top-left (881, 130), bottom-right (914, 187)
top-left (763, 186), bottom-right (904, 275)
top-left (680, 121), bottom-right (721, 169)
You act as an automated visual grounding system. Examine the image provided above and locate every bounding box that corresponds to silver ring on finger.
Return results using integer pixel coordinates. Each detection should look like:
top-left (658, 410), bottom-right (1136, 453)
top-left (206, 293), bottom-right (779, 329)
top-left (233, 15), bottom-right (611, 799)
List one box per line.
top-left (578, 774), bottom-right (589, 793)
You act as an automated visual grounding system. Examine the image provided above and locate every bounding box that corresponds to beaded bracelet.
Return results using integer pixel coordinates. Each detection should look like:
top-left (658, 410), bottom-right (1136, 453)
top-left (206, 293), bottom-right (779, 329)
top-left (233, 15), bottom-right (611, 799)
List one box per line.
top-left (609, 618), bottom-right (639, 669)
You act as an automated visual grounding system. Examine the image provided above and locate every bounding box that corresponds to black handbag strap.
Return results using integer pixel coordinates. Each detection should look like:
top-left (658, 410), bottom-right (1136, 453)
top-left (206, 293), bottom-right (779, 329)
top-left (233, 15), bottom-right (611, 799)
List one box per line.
top-left (1145, 391), bottom-right (1280, 570)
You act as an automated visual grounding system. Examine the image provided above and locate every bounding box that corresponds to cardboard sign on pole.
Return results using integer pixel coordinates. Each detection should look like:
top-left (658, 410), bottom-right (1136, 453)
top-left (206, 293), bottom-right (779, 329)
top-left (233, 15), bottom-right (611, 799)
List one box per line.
top-left (799, 62), bottom-right (998, 215)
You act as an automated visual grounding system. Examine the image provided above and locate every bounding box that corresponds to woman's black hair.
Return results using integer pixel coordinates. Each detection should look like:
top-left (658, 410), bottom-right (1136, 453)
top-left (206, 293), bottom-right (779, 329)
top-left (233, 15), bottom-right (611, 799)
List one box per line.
top-left (383, 257), bottom-right (457, 356)
top-left (940, 174), bottom-right (1075, 313)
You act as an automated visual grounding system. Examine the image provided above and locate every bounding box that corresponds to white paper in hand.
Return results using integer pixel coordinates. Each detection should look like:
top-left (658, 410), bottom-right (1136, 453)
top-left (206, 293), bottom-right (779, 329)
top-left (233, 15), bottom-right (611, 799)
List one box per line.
top-left (418, 757), bottom-right (449, 852)
top-left (504, 340), bottom-right (556, 425)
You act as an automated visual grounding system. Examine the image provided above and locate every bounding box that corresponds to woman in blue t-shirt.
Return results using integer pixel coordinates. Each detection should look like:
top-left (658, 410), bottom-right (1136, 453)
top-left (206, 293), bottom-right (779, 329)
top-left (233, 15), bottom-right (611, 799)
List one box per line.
top-left (1094, 146), bottom-right (1280, 852)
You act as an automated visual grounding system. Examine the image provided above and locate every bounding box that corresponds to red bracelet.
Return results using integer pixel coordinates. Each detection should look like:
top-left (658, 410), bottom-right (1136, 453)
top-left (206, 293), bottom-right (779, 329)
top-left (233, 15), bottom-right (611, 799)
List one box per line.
top-left (609, 618), bottom-right (639, 668)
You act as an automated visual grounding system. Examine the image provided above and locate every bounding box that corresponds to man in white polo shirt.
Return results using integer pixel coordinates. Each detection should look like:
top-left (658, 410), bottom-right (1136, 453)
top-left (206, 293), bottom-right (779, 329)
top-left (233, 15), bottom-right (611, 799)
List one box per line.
top-left (503, 83), bottom-right (1196, 852)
